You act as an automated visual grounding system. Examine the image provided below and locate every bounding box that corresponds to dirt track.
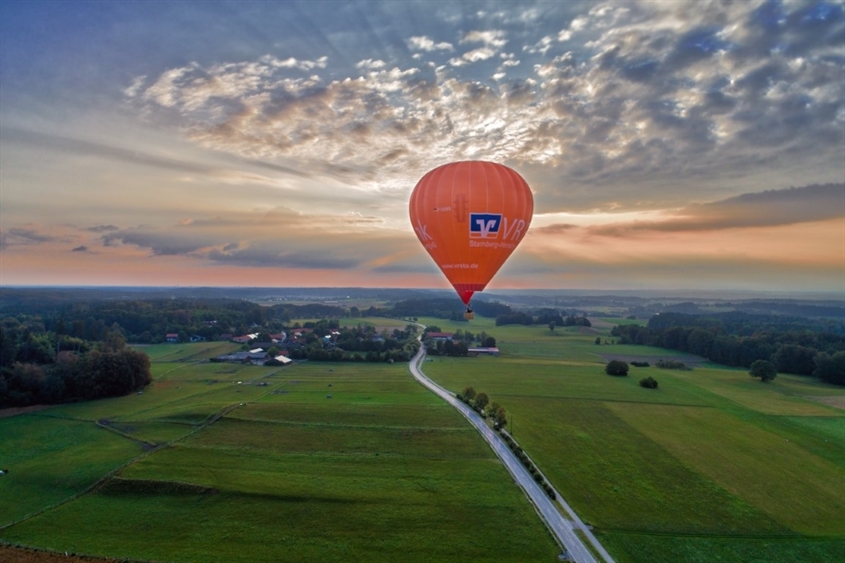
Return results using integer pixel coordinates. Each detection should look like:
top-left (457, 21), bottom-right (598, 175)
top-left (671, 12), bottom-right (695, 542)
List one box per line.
top-left (805, 395), bottom-right (845, 410)
top-left (0, 545), bottom-right (147, 563)
top-left (0, 405), bottom-right (54, 419)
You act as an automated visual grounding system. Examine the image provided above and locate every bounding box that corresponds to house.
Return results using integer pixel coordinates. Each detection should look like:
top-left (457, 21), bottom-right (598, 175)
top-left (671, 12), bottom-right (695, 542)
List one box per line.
top-left (468, 347), bottom-right (500, 357)
top-left (166, 333), bottom-right (179, 343)
top-left (231, 333), bottom-right (258, 343)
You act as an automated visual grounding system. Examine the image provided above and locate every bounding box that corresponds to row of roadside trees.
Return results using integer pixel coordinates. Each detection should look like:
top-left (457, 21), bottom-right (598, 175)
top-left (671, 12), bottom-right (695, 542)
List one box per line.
top-left (455, 386), bottom-right (508, 429)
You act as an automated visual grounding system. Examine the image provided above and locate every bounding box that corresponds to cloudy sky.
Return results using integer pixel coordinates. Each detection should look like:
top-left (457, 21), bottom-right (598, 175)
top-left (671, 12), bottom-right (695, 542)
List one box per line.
top-left (1, 0), bottom-right (843, 294)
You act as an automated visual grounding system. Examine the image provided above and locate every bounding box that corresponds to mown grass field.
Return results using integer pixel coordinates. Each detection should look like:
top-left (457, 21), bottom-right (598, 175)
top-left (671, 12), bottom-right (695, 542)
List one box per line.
top-left (1, 340), bottom-right (560, 562)
top-left (419, 316), bottom-right (845, 562)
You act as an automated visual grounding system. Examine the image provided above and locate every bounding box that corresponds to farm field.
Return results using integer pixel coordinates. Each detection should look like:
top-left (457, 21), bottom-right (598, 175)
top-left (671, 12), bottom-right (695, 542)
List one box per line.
top-left (419, 317), bottom-right (845, 562)
top-left (0, 340), bottom-right (559, 562)
top-left (4, 321), bottom-right (845, 562)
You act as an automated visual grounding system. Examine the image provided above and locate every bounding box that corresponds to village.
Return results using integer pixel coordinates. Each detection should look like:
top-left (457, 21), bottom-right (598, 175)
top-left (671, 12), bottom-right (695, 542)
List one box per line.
top-left (162, 325), bottom-right (501, 367)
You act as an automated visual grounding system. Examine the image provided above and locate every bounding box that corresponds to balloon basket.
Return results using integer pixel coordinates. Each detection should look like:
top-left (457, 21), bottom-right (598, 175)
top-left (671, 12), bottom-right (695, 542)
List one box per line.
top-left (464, 310), bottom-right (474, 320)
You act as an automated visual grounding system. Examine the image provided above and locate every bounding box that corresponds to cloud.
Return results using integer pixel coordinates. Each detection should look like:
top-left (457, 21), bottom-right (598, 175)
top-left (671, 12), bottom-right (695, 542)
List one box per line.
top-left (407, 36), bottom-right (454, 52)
top-left (536, 184), bottom-right (845, 237)
top-left (0, 226), bottom-right (59, 249)
top-left (96, 208), bottom-right (412, 271)
top-left (206, 243), bottom-right (361, 269)
top-left (71, 245), bottom-right (88, 252)
top-left (87, 225), bottom-right (119, 233)
top-left (261, 55), bottom-right (328, 71)
top-left (125, 0), bottom-right (844, 210)
top-left (356, 59), bottom-right (386, 70)
top-left (5, 128), bottom-right (217, 175)
top-left (460, 30), bottom-right (508, 49)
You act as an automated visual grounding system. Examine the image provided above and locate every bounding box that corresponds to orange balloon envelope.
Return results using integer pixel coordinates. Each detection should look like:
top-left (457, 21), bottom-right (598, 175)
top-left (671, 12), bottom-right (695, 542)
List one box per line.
top-left (409, 161), bottom-right (533, 306)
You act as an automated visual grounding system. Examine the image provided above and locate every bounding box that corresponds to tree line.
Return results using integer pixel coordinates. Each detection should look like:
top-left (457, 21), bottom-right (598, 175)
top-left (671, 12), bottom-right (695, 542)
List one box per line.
top-left (0, 290), bottom-right (587, 344)
top-left (495, 308), bottom-right (591, 327)
top-left (611, 312), bottom-right (845, 385)
top-left (1, 325), bottom-right (151, 408)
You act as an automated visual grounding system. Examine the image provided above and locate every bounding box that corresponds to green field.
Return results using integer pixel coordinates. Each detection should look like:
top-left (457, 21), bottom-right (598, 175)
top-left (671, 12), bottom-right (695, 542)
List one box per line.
top-left (0, 341), bottom-right (559, 562)
top-left (419, 317), bottom-right (845, 562)
top-left (3, 322), bottom-right (845, 563)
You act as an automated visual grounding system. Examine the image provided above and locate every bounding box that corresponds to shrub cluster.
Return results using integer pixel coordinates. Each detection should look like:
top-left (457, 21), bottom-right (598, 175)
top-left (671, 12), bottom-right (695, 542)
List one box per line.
top-left (656, 359), bottom-right (687, 370)
top-left (630, 361), bottom-right (650, 367)
top-left (605, 360), bottom-right (629, 376)
top-left (639, 376), bottom-right (658, 389)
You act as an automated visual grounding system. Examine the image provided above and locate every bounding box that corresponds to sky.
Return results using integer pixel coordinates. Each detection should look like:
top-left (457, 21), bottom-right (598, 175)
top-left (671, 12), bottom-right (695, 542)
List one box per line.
top-left (1, 0), bottom-right (843, 295)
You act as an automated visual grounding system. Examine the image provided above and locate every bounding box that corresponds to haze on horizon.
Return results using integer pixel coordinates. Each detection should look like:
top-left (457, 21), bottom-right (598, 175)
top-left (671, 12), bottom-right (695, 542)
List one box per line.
top-left (1, 0), bottom-right (843, 294)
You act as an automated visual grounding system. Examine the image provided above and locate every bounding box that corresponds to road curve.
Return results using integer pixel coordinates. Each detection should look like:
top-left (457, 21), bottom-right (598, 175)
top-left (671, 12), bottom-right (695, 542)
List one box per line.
top-left (409, 343), bottom-right (615, 563)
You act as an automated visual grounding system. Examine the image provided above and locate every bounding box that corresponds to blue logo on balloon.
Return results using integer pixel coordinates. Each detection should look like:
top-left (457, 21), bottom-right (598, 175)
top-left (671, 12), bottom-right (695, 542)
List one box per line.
top-left (469, 213), bottom-right (502, 239)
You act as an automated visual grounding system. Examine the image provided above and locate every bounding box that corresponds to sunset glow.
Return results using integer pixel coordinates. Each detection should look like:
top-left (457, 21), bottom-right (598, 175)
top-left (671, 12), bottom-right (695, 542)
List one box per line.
top-left (1, 1), bottom-right (843, 293)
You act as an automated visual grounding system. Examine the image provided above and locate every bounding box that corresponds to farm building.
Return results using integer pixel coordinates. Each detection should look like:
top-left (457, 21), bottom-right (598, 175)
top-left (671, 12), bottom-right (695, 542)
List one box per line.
top-left (427, 332), bottom-right (454, 341)
top-left (213, 350), bottom-right (268, 364)
top-left (468, 347), bottom-right (499, 356)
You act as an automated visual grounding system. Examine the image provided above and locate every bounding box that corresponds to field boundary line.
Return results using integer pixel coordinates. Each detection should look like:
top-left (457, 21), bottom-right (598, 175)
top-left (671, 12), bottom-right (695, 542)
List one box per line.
top-left (0, 402), bottom-right (244, 534)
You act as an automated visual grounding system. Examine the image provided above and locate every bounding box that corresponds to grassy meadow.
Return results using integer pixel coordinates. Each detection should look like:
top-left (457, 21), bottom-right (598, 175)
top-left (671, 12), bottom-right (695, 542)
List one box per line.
top-left (418, 316), bottom-right (845, 562)
top-left (3, 316), bottom-right (844, 562)
top-left (0, 337), bottom-right (559, 562)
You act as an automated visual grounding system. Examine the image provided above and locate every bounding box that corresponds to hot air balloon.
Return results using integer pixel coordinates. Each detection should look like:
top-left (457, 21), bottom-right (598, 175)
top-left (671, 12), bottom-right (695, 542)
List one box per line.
top-left (409, 161), bottom-right (533, 319)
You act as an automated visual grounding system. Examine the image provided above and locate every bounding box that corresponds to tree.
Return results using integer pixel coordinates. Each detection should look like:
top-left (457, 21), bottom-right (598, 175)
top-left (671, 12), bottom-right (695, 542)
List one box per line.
top-left (474, 392), bottom-right (489, 411)
top-left (605, 360), bottom-right (629, 376)
top-left (595, 337), bottom-right (601, 345)
top-left (487, 402), bottom-right (507, 428)
top-left (481, 336), bottom-right (496, 347)
top-left (461, 386), bottom-right (476, 401)
top-left (549, 322), bottom-right (555, 332)
top-left (749, 359), bottom-right (777, 383)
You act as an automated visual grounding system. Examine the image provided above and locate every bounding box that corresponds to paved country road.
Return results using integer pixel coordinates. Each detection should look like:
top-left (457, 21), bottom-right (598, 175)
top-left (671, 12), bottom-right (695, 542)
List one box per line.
top-left (409, 343), bottom-right (615, 563)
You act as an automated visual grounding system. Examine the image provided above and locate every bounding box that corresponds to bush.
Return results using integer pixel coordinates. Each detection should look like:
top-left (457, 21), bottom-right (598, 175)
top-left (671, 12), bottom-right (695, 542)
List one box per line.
top-left (605, 360), bottom-right (629, 376)
top-left (631, 361), bottom-right (650, 367)
top-left (656, 359), bottom-right (687, 370)
top-left (639, 376), bottom-right (658, 389)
